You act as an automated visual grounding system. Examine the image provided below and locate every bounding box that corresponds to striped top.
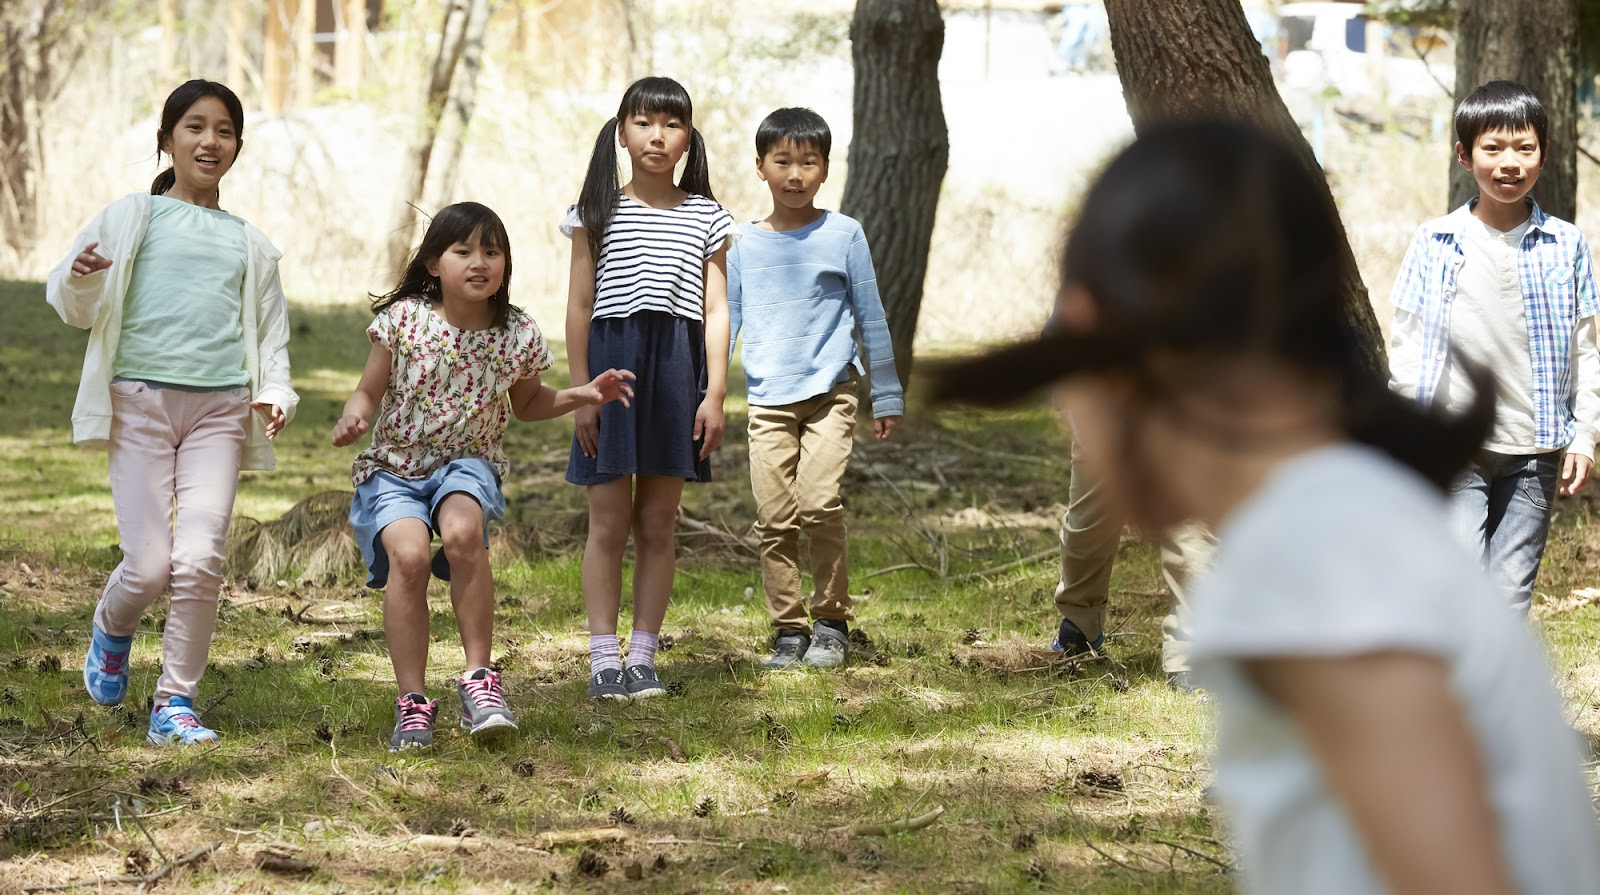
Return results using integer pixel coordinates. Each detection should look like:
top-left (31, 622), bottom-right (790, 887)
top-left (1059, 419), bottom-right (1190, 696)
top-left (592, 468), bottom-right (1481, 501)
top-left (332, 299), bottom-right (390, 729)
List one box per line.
top-left (561, 193), bottom-right (736, 322)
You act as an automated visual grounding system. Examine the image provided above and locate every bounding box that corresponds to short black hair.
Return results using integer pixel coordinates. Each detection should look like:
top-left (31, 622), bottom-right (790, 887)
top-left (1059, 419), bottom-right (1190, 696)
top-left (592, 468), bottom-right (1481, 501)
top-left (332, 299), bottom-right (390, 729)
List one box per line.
top-left (756, 107), bottom-right (832, 162)
top-left (1455, 80), bottom-right (1548, 162)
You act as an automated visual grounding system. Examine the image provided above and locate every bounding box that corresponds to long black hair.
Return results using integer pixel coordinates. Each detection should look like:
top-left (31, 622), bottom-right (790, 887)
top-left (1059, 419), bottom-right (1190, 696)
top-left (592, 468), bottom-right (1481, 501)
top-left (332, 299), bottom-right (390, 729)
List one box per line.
top-left (151, 79), bottom-right (246, 196)
top-left (575, 76), bottom-right (714, 264)
top-left (931, 120), bottom-right (1492, 493)
top-left (373, 202), bottom-right (514, 329)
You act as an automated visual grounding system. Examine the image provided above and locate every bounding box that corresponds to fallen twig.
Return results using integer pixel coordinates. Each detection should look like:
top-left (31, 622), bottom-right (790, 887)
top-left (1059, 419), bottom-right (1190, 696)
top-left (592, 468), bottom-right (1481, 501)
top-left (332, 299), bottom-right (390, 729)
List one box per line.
top-left (859, 561), bottom-right (938, 581)
top-left (253, 848), bottom-right (316, 875)
top-left (536, 826), bottom-right (629, 848)
top-left (658, 736), bottom-right (688, 763)
top-left (950, 549), bottom-right (1056, 582)
top-left (834, 804), bottom-right (945, 837)
top-left (22, 842), bottom-right (219, 893)
top-left (1151, 837), bottom-right (1233, 871)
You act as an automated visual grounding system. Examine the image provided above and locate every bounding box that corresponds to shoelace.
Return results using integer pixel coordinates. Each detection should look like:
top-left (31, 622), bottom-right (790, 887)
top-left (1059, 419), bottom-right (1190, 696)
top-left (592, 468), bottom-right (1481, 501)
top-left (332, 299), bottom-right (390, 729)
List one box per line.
top-left (398, 700), bottom-right (434, 733)
top-left (169, 711), bottom-right (200, 729)
top-left (462, 672), bottom-right (506, 709)
top-left (97, 650), bottom-right (128, 675)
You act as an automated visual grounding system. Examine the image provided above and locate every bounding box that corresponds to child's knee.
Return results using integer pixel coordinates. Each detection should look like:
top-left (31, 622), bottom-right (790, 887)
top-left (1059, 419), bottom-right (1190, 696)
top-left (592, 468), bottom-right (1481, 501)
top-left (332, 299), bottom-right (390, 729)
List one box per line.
top-left (631, 516), bottom-right (676, 554)
top-left (118, 554), bottom-right (173, 598)
top-left (385, 541), bottom-right (432, 583)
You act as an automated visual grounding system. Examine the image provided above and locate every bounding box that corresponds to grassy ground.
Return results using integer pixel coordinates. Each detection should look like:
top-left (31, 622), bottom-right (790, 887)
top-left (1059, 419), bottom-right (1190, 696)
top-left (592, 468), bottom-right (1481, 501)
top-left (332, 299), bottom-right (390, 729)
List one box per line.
top-left (3, 279), bottom-right (1598, 893)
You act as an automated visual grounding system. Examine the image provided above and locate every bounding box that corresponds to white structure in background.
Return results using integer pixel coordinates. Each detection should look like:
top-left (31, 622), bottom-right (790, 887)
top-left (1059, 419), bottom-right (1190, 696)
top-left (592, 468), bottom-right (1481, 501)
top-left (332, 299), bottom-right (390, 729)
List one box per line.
top-left (1278, 1), bottom-right (1454, 104)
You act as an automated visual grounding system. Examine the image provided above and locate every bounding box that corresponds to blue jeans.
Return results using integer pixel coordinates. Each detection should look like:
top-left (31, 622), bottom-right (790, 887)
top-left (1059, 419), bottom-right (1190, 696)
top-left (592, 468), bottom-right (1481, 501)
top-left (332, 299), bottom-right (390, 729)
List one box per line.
top-left (1449, 450), bottom-right (1561, 614)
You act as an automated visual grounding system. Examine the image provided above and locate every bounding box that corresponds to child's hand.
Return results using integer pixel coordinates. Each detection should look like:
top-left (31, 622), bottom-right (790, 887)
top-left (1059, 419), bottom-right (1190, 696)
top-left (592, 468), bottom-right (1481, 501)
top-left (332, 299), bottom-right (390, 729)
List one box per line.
top-left (574, 405), bottom-right (601, 458)
top-left (71, 242), bottom-right (112, 278)
top-left (874, 415), bottom-right (901, 440)
top-left (1561, 453), bottom-right (1593, 495)
top-left (694, 397), bottom-right (725, 460)
top-left (331, 413), bottom-right (368, 447)
top-left (253, 403), bottom-right (287, 440)
top-left (587, 368), bottom-right (636, 408)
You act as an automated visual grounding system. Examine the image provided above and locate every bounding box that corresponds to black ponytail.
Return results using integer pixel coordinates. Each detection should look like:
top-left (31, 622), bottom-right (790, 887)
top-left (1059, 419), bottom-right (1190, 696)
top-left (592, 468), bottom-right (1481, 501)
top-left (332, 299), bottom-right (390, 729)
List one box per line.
top-left (678, 127), bottom-right (715, 201)
top-left (577, 117), bottom-right (623, 265)
top-left (151, 168), bottom-right (177, 195)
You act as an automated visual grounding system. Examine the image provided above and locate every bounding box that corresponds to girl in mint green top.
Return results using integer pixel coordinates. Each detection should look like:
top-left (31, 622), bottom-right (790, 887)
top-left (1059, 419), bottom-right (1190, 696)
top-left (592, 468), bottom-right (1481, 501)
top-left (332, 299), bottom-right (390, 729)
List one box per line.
top-left (47, 80), bottom-right (297, 748)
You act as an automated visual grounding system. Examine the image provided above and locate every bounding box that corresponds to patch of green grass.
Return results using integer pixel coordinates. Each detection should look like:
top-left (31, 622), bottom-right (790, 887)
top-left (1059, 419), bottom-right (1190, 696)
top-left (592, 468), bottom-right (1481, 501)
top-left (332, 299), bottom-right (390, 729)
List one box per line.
top-left (4, 278), bottom-right (1595, 893)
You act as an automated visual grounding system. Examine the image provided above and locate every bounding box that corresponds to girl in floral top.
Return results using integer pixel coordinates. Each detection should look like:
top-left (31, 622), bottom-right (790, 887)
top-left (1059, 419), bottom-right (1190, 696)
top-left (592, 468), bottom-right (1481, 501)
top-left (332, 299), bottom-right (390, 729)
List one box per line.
top-left (332, 202), bottom-right (634, 751)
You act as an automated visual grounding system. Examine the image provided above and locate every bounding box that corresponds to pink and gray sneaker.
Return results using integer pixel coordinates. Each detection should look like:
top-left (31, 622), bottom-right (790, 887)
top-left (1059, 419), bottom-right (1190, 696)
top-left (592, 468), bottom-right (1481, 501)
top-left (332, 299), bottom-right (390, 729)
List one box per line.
top-left (457, 668), bottom-right (517, 742)
top-left (389, 692), bottom-right (437, 751)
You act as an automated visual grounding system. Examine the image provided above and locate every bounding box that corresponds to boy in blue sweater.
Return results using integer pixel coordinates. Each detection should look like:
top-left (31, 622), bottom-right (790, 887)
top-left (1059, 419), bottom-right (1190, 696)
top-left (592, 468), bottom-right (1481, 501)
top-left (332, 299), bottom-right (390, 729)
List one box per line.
top-left (728, 107), bottom-right (905, 670)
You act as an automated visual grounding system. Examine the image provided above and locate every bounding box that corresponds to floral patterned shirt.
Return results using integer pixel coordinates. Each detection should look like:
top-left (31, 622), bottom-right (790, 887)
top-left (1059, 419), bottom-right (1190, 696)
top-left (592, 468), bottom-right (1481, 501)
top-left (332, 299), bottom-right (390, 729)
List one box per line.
top-left (352, 297), bottom-right (552, 486)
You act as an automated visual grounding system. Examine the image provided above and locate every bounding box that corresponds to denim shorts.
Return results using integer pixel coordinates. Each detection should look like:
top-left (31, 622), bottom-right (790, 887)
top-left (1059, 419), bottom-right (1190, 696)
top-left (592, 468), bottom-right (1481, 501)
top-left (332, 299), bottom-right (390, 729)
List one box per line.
top-left (349, 458), bottom-right (505, 588)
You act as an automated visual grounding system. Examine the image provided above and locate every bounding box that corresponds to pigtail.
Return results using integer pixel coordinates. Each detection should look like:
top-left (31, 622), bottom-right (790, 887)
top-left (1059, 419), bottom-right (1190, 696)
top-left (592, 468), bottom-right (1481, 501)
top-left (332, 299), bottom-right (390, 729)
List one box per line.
top-left (678, 127), bottom-right (715, 201)
top-left (577, 117), bottom-right (622, 266)
top-left (151, 168), bottom-right (177, 195)
top-left (1340, 351), bottom-right (1494, 491)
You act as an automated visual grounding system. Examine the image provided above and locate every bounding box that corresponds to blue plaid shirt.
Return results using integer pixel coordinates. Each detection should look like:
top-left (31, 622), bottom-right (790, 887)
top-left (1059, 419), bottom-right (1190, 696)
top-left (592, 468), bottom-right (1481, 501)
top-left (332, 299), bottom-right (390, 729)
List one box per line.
top-left (1391, 199), bottom-right (1600, 451)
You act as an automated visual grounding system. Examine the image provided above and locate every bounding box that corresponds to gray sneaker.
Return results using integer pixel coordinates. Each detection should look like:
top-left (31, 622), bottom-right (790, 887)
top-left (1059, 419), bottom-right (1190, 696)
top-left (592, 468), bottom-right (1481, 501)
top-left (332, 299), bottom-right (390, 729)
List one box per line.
top-left (588, 668), bottom-right (629, 702)
top-left (457, 668), bottom-right (517, 741)
top-left (803, 622), bottom-right (848, 668)
top-left (623, 664), bottom-right (667, 699)
top-left (389, 693), bottom-right (437, 751)
top-left (762, 630), bottom-right (811, 670)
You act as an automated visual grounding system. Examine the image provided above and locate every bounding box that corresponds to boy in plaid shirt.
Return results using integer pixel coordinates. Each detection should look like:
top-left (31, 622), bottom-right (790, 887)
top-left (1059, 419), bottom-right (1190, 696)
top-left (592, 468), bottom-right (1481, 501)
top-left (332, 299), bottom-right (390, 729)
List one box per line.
top-left (1389, 80), bottom-right (1600, 613)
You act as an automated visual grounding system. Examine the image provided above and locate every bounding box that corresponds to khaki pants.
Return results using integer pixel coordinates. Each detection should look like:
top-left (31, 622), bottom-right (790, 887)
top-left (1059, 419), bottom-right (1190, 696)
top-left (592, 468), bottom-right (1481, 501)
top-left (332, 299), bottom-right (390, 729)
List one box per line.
top-left (95, 381), bottom-right (249, 704)
top-left (748, 376), bottom-right (859, 634)
top-left (1055, 436), bottom-right (1213, 673)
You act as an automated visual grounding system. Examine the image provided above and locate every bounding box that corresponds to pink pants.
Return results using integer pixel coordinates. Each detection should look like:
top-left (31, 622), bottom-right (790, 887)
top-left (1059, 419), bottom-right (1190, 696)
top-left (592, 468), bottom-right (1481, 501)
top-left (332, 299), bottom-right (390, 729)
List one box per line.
top-left (94, 381), bottom-right (249, 705)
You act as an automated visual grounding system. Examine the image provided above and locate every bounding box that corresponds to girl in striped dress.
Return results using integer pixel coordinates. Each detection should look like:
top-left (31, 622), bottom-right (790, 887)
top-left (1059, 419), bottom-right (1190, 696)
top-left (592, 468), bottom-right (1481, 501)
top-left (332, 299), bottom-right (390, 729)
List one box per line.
top-left (563, 77), bottom-right (736, 701)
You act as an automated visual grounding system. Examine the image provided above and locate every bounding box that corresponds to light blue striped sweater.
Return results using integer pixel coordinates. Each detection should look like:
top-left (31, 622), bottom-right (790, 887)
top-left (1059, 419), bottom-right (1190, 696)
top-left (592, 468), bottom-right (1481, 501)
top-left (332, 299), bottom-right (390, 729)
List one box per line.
top-left (727, 211), bottom-right (904, 417)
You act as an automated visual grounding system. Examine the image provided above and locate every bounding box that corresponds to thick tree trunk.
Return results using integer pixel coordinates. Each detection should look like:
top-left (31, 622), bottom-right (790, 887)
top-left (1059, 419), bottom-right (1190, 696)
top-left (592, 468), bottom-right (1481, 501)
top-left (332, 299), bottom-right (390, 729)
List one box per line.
top-left (1104, 0), bottom-right (1387, 375)
top-left (385, 0), bottom-right (475, 275)
top-left (1450, 0), bottom-right (1578, 219)
top-left (840, 0), bottom-right (949, 388)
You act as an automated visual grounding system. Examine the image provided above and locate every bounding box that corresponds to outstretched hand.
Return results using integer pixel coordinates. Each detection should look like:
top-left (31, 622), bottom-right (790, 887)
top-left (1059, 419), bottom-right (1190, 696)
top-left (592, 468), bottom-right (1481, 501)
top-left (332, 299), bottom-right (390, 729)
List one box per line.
top-left (71, 242), bottom-right (113, 278)
top-left (586, 368), bottom-right (636, 408)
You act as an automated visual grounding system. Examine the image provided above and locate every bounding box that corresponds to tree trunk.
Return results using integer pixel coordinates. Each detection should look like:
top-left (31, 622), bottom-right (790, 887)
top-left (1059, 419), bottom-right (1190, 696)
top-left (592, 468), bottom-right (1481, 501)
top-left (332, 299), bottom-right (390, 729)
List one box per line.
top-left (1450, 0), bottom-right (1578, 219)
top-left (419, 0), bottom-right (491, 216)
top-left (839, 0), bottom-right (949, 389)
top-left (263, 0), bottom-right (293, 113)
top-left (1104, 0), bottom-right (1387, 375)
top-left (335, 0), bottom-right (367, 93)
top-left (384, 0), bottom-right (475, 275)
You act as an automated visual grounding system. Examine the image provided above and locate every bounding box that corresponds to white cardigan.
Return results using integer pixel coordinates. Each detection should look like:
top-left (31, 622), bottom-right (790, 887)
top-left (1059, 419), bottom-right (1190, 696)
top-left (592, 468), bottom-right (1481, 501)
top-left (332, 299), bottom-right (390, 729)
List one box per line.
top-left (45, 193), bottom-right (299, 470)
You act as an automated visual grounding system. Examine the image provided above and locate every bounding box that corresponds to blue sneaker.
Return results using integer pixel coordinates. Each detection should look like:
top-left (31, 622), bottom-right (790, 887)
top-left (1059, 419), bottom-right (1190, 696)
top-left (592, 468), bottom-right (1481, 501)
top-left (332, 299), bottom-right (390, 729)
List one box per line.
top-left (148, 696), bottom-right (219, 746)
top-left (83, 625), bottom-right (133, 706)
top-left (1050, 618), bottom-right (1104, 656)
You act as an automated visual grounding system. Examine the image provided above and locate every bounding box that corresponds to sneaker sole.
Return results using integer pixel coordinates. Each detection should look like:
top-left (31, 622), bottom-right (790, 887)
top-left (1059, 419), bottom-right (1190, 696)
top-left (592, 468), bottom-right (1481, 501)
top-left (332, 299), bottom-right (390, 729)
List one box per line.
top-left (462, 714), bottom-right (518, 740)
top-left (589, 690), bottom-right (631, 702)
top-left (626, 686), bottom-right (666, 699)
top-left (146, 732), bottom-right (218, 746)
top-left (388, 739), bottom-right (434, 752)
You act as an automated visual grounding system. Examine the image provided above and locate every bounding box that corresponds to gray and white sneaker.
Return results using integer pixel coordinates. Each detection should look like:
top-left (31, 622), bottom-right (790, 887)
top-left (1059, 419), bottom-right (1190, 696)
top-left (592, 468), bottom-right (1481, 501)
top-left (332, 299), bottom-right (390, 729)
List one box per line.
top-left (623, 664), bottom-right (667, 699)
top-left (803, 621), bottom-right (848, 668)
top-left (588, 668), bottom-right (629, 702)
top-left (762, 630), bottom-right (811, 670)
top-left (457, 668), bottom-right (517, 741)
top-left (389, 692), bottom-right (437, 751)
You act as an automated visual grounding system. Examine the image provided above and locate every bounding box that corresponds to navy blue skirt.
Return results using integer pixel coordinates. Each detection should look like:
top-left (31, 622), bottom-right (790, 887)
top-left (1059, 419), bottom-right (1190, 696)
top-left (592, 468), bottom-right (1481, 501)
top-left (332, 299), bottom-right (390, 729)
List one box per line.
top-left (566, 311), bottom-right (712, 485)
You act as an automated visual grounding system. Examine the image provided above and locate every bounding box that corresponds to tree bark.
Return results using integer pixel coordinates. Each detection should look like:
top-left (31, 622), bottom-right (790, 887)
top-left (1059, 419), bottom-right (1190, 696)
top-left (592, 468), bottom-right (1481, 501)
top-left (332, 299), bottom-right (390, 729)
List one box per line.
top-left (419, 0), bottom-right (491, 217)
top-left (839, 0), bottom-right (949, 388)
top-left (335, 0), bottom-right (368, 93)
top-left (384, 0), bottom-right (476, 275)
top-left (1450, 0), bottom-right (1579, 219)
top-left (1104, 0), bottom-right (1387, 375)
